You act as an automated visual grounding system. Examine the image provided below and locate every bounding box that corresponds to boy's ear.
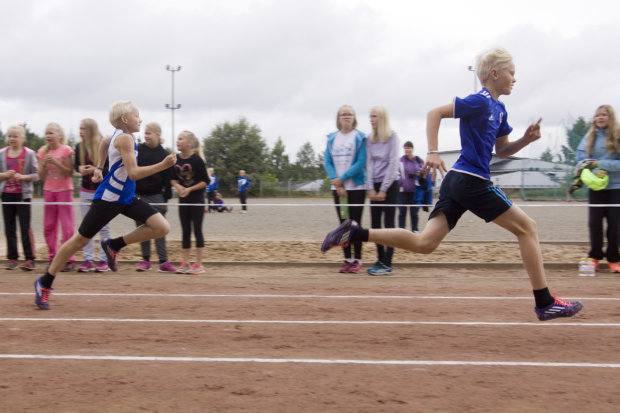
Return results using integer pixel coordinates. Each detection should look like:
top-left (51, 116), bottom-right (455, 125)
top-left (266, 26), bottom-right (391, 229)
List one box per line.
top-left (489, 68), bottom-right (498, 80)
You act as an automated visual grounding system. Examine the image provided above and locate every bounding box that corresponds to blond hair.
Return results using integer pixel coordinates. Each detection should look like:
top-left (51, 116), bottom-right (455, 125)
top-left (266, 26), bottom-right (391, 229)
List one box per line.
top-left (79, 118), bottom-right (102, 166)
top-left (369, 105), bottom-right (392, 144)
top-left (6, 124), bottom-right (26, 138)
top-left (145, 122), bottom-right (164, 144)
top-left (109, 101), bottom-right (134, 128)
top-left (41, 122), bottom-right (66, 155)
top-left (475, 47), bottom-right (513, 84)
top-left (336, 104), bottom-right (358, 130)
top-left (586, 104), bottom-right (620, 156)
top-left (180, 130), bottom-right (202, 158)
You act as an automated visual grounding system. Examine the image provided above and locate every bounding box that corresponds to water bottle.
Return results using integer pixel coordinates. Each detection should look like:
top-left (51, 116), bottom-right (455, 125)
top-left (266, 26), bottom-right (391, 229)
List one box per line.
top-left (339, 196), bottom-right (349, 220)
top-left (586, 258), bottom-right (596, 277)
top-left (578, 258), bottom-right (588, 277)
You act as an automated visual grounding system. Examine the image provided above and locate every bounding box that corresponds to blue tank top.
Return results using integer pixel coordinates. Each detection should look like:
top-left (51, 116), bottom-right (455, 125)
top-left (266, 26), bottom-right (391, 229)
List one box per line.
top-left (93, 129), bottom-right (137, 205)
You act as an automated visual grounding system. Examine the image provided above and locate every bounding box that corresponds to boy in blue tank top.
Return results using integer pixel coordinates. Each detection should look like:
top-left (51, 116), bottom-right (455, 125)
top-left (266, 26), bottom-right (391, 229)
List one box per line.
top-left (34, 101), bottom-right (176, 310)
top-left (322, 47), bottom-right (583, 321)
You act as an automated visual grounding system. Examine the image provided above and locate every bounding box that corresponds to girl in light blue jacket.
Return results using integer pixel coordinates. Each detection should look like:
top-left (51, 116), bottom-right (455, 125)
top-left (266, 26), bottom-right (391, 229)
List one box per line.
top-left (576, 104), bottom-right (620, 273)
top-left (323, 105), bottom-right (367, 274)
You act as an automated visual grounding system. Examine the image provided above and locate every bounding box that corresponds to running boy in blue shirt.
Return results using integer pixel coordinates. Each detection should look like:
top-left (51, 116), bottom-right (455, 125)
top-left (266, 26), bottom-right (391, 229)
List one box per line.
top-left (322, 47), bottom-right (583, 321)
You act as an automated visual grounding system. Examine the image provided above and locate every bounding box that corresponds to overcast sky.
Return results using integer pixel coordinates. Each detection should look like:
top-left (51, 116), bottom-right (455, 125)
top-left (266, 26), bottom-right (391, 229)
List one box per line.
top-left (2, 0), bottom-right (620, 162)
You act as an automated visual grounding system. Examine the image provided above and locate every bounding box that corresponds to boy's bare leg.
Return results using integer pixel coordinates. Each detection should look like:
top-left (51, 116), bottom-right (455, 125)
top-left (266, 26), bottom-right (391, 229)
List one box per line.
top-left (368, 213), bottom-right (451, 254)
top-left (48, 234), bottom-right (91, 275)
top-left (492, 205), bottom-right (547, 290)
top-left (122, 213), bottom-right (170, 246)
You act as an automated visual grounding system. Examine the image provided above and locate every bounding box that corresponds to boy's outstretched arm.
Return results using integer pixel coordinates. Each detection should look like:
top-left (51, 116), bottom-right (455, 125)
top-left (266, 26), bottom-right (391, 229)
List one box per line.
top-left (495, 118), bottom-right (542, 158)
top-left (424, 104), bottom-right (453, 180)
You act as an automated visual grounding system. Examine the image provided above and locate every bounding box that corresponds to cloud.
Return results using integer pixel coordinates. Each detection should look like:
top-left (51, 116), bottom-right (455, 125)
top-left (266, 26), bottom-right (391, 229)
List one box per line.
top-left (2, 0), bottom-right (620, 160)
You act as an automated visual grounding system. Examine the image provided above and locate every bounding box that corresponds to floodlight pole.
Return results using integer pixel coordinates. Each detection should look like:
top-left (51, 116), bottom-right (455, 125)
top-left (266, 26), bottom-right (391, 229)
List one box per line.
top-left (165, 65), bottom-right (182, 149)
top-left (467, 66), bottom-right (477, 93)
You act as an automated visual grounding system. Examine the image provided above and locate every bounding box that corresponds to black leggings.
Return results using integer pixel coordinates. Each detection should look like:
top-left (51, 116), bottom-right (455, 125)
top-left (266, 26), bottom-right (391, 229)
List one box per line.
top-left (1, 193), bottom-right (35, 260)
top-left (588, 188), bottom-right (620, 263)
top-left (332, 189), bottom-right (365, 260)
top-left (370, 181), bottom-right (399, 267)
top-left (179, 200), bottom-right (205, 249)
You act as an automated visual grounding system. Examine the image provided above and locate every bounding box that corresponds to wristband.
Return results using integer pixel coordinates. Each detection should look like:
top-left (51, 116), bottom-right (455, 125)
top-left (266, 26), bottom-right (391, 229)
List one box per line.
top-left (427, 150), bottom-right (439, 154)
top-left (95, 166), bottom-right (103, 171)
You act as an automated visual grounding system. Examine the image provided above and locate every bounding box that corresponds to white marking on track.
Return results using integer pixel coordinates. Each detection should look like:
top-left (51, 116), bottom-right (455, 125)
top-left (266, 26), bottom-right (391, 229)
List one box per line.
top-left (0, 354), bottom-right (618, 368)
top-left (1, 317), bottom-right (618, 327)
top-left (1, 292), bottom-right (619, 300)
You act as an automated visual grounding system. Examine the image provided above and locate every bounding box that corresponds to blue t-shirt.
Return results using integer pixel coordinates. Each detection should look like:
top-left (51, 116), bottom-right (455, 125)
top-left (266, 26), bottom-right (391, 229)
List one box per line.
top-left (452, 88), bottom-right (513, 179)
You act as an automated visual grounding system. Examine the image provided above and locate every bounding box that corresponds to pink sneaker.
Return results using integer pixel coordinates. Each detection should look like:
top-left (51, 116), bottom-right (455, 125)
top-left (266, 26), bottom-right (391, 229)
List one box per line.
top-left (95, 260), bottom-right (109, 272)
top-left (348, 261), bottom-right (362, 274)
top-left (78, 260), bottom-right (95, 272)
top-left (176, 262), bottom-right (191, 274)
top-left (187, 263), bottom-right (205, 274)
top-left (339, 261), bottom-right (352, 273)
top-left (158, 261), bottom-right (177, 273)
top-left (136, 259), bottom-right (151, 272)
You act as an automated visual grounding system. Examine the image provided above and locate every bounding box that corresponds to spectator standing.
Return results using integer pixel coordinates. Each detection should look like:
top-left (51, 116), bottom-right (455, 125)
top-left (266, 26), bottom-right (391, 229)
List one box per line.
top-left (205, 167), bottom-right (218, 212)
top-left (171, 131), bottom-right (209, 274)
top-left (397, 141), bottom-right (425, 232)
top-left (323, 104), bottom-right (367, 274)
top-left (366, 105), bottom-right (400, 275)
top-left (135, 122), bottom-right (177, 273)
top-left (575, 104), bottom-right (620, 273)
top-left (237, 169), bottom-right (251, 213)
top-left (75, 118), bottom-right (111, 273)
top-left (0, 125), bottom-right (39, 270)
top-left (37, 122), bottom-right (76, 271)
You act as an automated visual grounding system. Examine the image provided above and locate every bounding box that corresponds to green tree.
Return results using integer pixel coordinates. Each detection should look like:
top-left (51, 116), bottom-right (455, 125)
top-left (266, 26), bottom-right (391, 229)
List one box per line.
top-left (269, 137), bottom-right (291, 180)
top-left (562, 117), bottom-right (589, 164)
top-left (293, 142), bottom-right (323, 181)
top-left (540, 148), bottom-right (554, 162)
top-left (203, 118), bottom-right (269, 196)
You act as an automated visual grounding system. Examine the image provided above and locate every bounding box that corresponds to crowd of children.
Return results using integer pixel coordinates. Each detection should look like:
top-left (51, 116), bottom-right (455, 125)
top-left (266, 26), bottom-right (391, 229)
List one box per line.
top-left (1, 113), bottom-right (249, 278)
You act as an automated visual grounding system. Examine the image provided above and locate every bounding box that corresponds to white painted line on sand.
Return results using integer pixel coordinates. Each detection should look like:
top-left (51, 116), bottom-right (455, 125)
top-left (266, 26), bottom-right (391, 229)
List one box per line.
top-left (1, 292), bottom-right (619, 300)
top-left (1, 317), bottom-right (619, 327)
top-left (0, 354), bottom-right (618, 368)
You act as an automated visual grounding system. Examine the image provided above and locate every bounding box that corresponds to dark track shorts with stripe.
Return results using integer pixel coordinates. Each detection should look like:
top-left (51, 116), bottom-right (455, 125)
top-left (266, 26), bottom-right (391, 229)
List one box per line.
top-left (429, 170), bottom-right (512, 230)
top-left (78, 197), bottom-right (159, 239)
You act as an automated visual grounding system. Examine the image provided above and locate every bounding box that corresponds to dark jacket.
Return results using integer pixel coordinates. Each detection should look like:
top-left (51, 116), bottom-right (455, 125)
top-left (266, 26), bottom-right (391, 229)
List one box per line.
top-left (135, 143), bottom-right (173, 199)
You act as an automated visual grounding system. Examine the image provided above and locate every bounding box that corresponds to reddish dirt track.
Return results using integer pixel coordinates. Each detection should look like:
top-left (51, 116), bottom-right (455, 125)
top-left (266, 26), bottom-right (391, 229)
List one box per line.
top-left (1, 265), bottom-right (619, 412)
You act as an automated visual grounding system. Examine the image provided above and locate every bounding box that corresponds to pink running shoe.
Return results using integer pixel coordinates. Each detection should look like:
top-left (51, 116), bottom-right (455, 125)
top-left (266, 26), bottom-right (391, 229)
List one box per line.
top-left (158, 261), bottom-right (177, 273)
top-left (136, 259), bottom-right (151, 272)
top-left (176, 262), bottom-right (191, 274)
top-left (78, 260), bottom-right (95, 272)
top-left (348, 261), bottom-right (362, 274)
top-left (187, 263), bottom-right (205, 274)
top-left (339, 261), bottom-right (352, 273)
top-left (95, 260), bottom-right (109, 273)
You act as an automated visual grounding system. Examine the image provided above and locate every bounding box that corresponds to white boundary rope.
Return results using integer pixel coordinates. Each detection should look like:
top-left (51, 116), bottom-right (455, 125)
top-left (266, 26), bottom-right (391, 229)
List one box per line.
top-left (1, 201), bottom-right (618, 207)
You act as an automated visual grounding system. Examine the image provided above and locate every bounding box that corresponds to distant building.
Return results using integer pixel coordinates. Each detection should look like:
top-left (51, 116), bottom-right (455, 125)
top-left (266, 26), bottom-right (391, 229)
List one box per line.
top-left (434, 150), bottom-right (572, 191)
top-left (292, 179), bottom-right (324, 192)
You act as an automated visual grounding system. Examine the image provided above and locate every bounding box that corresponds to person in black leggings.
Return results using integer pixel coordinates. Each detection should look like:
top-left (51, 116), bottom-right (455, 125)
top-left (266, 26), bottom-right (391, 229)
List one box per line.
top-left (171, 130), bottom-right (208, 275)
top-left (366, 105), bottom-right (400, 275)
top-left (324, 104), bottom-right (367, 274)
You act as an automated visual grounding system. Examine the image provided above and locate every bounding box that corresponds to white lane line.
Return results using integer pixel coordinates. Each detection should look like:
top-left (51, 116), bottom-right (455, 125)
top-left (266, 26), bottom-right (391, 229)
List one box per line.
top-left (0, 354), bottom-right (618, 368)
top-left (1, 292), bottom-right (619, 300)
top-left (1, 318), bottom-right (619, 327)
